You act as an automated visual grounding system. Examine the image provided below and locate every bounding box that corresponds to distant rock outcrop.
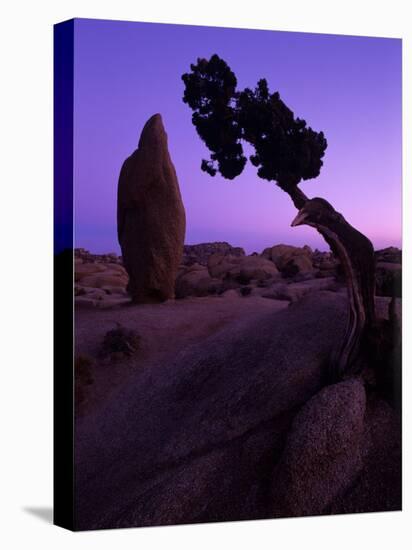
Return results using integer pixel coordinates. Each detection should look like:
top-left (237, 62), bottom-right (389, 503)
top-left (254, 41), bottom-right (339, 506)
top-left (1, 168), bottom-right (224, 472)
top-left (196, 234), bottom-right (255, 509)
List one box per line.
top-left (183, 242), bottom-right (245, 266)
top-left (74, 251), bottom-right (129, 309)
top-left (175, 264), bottom-right (221, 299)
top-left (207, 253), bottom-right (279, 282)
top-left (375, 247), bottom-right (402, 264)
top-left (262, 244), bottom-right (314, 276)
top-left (73, 243), bottom-right (402, 304)
top-left (117, 114), bottom-right (186, 303)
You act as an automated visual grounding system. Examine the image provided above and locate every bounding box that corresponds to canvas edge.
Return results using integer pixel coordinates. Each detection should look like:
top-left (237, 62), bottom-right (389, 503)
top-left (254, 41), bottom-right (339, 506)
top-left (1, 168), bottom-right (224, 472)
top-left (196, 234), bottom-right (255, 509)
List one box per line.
top-left (53, 18), bottom-right (75, 532)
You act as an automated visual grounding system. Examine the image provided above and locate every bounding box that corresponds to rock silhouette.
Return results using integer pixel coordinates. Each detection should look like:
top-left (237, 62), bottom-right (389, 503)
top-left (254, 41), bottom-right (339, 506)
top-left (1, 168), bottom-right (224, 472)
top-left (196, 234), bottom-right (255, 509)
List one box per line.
top-left (117, 114), bottom-right (186, 302)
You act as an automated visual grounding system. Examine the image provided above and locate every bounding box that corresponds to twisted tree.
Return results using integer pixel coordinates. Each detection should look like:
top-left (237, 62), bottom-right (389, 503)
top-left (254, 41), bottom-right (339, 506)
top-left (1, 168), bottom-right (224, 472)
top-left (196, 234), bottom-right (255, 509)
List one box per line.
top-left (182, 54), bottom-right (378, 379)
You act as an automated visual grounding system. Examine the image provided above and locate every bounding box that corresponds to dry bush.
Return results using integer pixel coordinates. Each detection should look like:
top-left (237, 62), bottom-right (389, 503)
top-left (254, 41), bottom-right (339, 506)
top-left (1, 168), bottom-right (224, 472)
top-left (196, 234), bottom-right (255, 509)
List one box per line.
top-left (100, 325), bottom-right (141, 359)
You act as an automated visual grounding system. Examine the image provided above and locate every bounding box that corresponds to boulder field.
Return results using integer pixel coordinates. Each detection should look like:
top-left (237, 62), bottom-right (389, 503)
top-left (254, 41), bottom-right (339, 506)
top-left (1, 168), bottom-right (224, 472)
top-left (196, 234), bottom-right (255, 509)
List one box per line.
top-left (74, 244), bottom-right (402, 308)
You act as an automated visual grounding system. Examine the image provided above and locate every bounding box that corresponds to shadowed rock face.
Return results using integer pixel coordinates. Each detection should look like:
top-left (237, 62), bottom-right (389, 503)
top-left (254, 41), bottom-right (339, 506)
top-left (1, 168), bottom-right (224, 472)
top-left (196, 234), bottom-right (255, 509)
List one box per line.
top-left (74, 292), bottom-right (348, 530)
top-left (272, 378), bottom-right (366, 517)
top-left (117, 114), bottom-right (186, 303)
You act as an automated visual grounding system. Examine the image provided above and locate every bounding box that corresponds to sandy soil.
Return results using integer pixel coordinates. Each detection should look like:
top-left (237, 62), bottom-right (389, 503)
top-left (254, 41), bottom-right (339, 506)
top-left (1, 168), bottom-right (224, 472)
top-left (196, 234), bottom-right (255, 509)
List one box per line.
top-left (75, 294), bottom-right (289, 415)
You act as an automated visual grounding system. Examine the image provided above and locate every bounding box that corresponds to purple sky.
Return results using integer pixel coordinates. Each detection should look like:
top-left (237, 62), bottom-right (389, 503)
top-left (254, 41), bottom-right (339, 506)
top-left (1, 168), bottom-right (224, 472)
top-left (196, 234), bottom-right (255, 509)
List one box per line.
top-left (73, 19), bottom-right (401, 254)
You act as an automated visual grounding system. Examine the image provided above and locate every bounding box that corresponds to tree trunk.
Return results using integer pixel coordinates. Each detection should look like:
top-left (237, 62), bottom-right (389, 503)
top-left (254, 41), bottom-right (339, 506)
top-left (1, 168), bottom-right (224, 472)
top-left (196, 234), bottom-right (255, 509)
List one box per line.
top-left (315, 221), bottom-right (376, 379)
top-left (286, 186), bottom-right (376, 379)
top-left (288, 185), bottom-right (309, 209)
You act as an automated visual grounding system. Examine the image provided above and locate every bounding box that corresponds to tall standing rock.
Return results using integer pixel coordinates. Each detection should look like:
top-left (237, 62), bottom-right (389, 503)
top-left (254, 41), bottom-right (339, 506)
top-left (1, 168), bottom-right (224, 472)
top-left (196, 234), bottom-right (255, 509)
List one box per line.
top-left (117, 114), bottom-right (186, 303)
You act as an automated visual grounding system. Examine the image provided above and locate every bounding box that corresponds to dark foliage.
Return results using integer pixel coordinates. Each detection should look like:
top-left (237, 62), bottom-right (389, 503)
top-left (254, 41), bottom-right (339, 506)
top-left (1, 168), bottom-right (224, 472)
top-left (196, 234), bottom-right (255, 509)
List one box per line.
top-left (182, 54), bottom-right (327, 191)
top-left (182, 54), bottom-right (247, 179)
top-left (240, 286), bottom-right (252, 297)
top-left (375, 266), bottom-right (402, 298)
top-left (100, 325), bottom-right (141, 358)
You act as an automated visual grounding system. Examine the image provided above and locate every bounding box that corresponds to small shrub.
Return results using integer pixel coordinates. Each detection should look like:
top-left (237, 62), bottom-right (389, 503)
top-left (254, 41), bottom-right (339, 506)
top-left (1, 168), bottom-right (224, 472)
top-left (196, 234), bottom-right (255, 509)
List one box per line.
top-left (240, 286), bottom-right (252, 297)
top-left (100, 325), bottom-right (141, 358)
top-left (235, 273), bottom-right (252, 285)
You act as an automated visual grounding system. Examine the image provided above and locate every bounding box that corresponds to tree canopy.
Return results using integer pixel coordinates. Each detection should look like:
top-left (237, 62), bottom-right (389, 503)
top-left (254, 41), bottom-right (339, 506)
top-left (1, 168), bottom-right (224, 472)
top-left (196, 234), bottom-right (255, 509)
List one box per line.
top-left (182, 54), bottom-right (327, 193)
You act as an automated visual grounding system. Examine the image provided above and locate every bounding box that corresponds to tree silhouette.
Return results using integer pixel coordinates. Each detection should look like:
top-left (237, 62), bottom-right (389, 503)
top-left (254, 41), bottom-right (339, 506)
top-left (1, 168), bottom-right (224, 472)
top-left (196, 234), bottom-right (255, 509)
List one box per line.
top-left (182, 54), bottom-right (327, 208)
top-left (182, 54), bottom-right (380, 379)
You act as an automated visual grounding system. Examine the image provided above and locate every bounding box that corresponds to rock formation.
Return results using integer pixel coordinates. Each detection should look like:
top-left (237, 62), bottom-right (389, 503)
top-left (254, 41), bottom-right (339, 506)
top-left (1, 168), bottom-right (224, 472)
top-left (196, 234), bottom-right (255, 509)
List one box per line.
top-left (262, 244), bottom-right (314, 276)
top-left (74, 290), bottom-right (401, 529)
top-left (183, 242), bottom-right (245, 266)
top-left (175, 264), bottom-right (221, 299)
top-left (74, 292), bottom-right (348, 529)
top-left (73, 244), bottom-right (401, 306)
top-left (272, 378), bottom-right (366, 517)
top-left (207, 253), bottom-right (279, 281)
top-left (117, 114), bottom-right (186, 303)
